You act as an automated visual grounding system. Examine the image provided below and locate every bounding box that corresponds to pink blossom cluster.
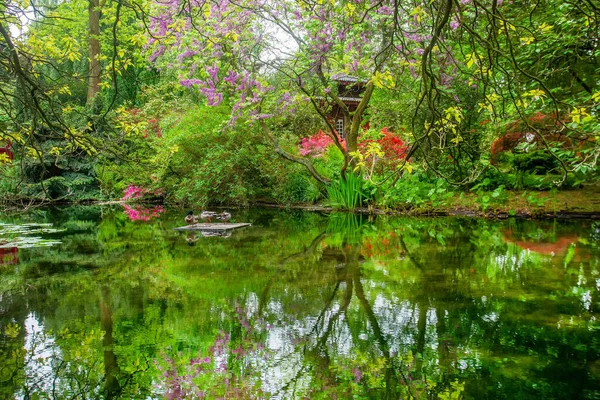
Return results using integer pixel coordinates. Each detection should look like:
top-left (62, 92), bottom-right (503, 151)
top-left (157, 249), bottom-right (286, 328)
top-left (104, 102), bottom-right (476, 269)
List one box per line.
top-left (300, 130), bottom-right (346, 157)
top-left (122, 205), bottom-right (165, 221)
top-left (121, 185), bottom-right (164, 201)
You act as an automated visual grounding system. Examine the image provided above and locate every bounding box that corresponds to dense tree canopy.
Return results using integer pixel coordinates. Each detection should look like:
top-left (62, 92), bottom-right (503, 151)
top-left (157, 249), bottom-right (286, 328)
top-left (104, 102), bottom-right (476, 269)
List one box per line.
top-left (0, 0), bottom-right (599, 206)
top-left (146, 0), bottom-right (599, 182)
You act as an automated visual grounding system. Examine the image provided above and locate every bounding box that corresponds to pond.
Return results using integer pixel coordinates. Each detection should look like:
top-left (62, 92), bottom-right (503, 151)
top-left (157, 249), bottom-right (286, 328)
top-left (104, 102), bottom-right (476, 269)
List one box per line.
top-left (0, 206), bottom-right (599, 399)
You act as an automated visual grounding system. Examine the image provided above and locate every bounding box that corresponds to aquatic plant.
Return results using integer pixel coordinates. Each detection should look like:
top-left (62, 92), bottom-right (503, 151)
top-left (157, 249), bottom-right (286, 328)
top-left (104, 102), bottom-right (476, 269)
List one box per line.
top-left (0, 223), bottom-right (64, 249)
top-left (326, 174), bottom-right (368, 210)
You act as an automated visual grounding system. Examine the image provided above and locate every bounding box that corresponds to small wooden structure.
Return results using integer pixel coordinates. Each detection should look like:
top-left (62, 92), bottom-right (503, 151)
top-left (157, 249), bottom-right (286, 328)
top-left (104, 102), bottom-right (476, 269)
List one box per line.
top-left (328, 74), bottom-right (366, 138)
top-left (314, 74), bottom-right (367, 138)
top-left (174, 223), bottom-right (251, 232)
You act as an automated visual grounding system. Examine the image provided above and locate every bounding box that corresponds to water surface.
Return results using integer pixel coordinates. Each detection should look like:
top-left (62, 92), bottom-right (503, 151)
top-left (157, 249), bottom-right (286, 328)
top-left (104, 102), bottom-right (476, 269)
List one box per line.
top-left (0, 206), bottom-right (599, 399)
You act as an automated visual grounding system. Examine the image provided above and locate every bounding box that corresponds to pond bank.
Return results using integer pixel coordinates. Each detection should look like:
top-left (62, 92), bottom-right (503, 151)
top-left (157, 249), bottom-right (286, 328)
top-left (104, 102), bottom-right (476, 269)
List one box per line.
top-left (255, 185), bottom-right (600, 219)
top-left (255, 203), bottom-right (600, 219)
top-left (3, 186), bottom-right (600, 219)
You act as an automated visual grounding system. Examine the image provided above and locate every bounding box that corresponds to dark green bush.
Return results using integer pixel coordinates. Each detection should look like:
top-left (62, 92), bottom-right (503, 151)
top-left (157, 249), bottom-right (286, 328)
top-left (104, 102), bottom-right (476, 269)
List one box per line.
top-left (512, 150), bottom-right (559, 174)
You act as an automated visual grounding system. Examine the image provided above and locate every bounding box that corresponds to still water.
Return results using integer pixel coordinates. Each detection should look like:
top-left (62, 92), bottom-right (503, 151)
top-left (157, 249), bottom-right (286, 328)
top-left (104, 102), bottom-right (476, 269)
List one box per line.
top-left (0, 205), bottom-right (599, 399)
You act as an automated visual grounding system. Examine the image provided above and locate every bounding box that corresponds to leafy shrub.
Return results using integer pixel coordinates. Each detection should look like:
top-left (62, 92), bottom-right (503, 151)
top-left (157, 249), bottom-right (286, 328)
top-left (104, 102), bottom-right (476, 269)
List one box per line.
top-left (152, 105), bottom-right (294, 206)
top-left (314, 145), bottom-right (346, 181)
top-left (476, 166), bottom-right (588, 191)
top-left (512, 149), bottom-right (559, 174)
top-left (273, 170), bottom-right (323, 204)
top-left (378, 173), bottom-right (452, 209)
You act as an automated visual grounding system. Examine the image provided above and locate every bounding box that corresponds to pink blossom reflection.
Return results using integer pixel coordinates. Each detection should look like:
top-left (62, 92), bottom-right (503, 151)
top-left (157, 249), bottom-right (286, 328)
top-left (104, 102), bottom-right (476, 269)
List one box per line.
top-left (122, 204), bottom-right (165, 222)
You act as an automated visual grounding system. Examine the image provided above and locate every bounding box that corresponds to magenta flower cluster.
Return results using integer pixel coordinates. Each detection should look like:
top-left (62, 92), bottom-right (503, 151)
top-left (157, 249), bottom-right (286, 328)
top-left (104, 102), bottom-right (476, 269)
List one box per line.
top-left (121, 185), bottom-right (164, 201)
top-left (122, 205), bottom-right (165, 221)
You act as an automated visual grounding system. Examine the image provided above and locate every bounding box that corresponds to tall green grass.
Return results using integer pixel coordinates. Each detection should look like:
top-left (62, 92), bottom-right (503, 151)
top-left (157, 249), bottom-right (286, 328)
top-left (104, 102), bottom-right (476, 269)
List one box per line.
top-left (326, 174), bottom-right (368, 210)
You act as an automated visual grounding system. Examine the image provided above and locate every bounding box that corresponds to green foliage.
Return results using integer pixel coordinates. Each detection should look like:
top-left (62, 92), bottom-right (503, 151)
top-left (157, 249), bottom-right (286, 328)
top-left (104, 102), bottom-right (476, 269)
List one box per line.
top-left (94, 94), bottom-right (330, 206)
top-left (480, 186), bottom-right (507, 212)
top-left (438, 380), bottom-right (465, 400)
top-left (156, 106), bottom-right (280, 205)
top-left (523, 191), bottom-right (549, 208)
top-left (0, 141), bottom-right (103, 201)
top-left (1, 0), bottom-right (599, 209)
top-left (0, 0), bottom-right (159, 205)
top-left (512, 149), bottom-right (559, 174)
top-left (314, 145), bottom-right (346, 181)
top-left (378, 173), bottom-right (453, 210)
top-left (0, 163), bottom-right (22, 204)
top-left (273, 169), bottom-right (323, 204)
top-left (475, 163), bottom-right (592, 192)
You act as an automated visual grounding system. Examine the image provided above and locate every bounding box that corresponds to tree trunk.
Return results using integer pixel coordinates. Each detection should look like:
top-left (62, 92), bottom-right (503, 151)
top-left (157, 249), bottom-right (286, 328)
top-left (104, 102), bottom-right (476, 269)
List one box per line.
top-left (87, 0), bottom-right (101, 103)
top-left (345, 82), bottom-right (374, 174)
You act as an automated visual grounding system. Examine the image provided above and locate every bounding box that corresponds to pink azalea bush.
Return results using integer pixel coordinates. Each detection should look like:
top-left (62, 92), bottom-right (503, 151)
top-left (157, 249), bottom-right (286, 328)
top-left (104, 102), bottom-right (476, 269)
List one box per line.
top-left (300, 130), bottom-right (346, 157)
top-left (121, 185), bottom-right (164, 201)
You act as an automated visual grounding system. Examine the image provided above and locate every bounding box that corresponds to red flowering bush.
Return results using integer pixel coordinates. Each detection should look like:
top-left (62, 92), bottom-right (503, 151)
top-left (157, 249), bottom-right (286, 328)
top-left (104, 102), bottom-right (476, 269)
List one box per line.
top-left (375, 127), bottom-right (409, 162)
top-left (490, 112), bottom-right (571, 162)
top-left (356, 127), bottom-right (409, 175)
top-left (300, 128), bottom-right (407, 161)
top-left (299, 127), bottom-right (408, 179)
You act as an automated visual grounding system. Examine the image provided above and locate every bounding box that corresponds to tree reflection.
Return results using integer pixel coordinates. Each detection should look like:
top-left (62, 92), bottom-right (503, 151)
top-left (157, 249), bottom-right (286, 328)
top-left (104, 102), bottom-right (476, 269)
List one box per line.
top-left (100, 286), bottom-right (121, 399)
top-left (250, 214), bottom-right (460, 398)
top-left (0, 208), bottom-right (598, 399)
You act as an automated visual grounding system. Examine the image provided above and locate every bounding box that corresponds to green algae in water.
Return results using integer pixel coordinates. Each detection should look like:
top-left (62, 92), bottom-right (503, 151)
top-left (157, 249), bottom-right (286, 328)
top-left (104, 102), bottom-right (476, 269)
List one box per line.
top-left (0, 207), bottom-right (598, 399)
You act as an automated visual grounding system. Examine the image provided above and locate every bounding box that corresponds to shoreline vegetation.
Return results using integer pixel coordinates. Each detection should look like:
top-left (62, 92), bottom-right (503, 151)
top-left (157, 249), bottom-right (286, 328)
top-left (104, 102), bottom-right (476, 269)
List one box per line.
top-left (3, 185), bottom-right (599, 220)
top-left (2, 1), bottom-right (600, 397)
top-left (204, 184), bottom-right (600, 219)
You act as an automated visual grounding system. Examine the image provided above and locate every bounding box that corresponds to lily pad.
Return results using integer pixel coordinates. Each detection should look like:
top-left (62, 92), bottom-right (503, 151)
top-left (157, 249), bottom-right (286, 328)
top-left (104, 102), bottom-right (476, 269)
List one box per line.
top-left (0, 236), bottom-right (62, 248)
top-left (0, 223), bottom-right (64, 248)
